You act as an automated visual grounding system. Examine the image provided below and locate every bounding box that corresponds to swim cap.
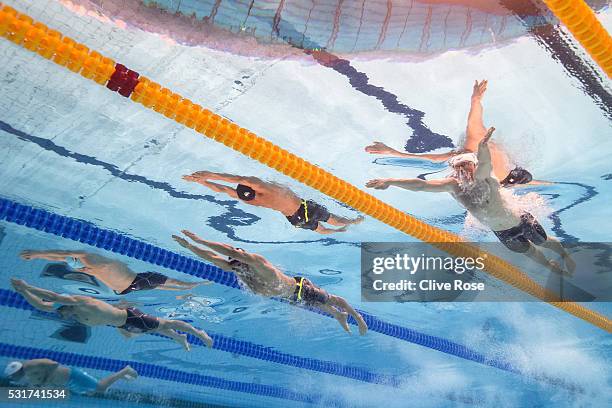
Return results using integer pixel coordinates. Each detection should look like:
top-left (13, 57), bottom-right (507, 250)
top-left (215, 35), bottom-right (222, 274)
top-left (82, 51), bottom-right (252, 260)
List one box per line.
top-left (448, 153), bottom-right (478, 167)
top-left (236, 184), bottom-right (256, 201)
top-left (4, 361), bottom-right (23, 378)
top-left (501, 167), bottom-right (533, 186)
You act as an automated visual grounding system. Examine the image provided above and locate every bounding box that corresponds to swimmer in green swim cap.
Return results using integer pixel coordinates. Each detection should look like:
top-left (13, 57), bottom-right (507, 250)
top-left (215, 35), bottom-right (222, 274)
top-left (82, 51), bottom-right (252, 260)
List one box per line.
top-left (4, 359), bottom-right (137, 396)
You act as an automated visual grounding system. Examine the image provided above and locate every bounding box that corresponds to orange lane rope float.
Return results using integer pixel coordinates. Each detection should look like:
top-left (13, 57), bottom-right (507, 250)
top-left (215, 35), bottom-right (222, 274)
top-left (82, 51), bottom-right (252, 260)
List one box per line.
top-left (0, 3), bottom-right (609, 332)
top-left (543, 0), bottom-right (612, 78)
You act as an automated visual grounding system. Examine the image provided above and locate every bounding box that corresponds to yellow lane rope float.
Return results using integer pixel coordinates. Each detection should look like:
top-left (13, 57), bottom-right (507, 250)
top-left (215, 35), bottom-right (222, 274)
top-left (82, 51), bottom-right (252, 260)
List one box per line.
top-left (0, 3), bottom-right (609, 332)
top-left (542, 0), bottom-right (612, 77)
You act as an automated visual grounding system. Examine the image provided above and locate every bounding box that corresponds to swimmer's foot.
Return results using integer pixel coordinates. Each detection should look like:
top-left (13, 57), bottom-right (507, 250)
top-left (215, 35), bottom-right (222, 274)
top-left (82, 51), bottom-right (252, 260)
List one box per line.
top-left (198, 331), bottom-right (214, 348)
top-left (178, 333), bottom-right (191, 351)
top-left (351, 215), bottom-right (365, 225)
top-left (336, 312), bottom-right (351, 334)
top-left (121, 366), bottom-right (138, 380)
top-left (563, 255), bottom-right (576, 276)
top-left (172, 235), bottom-right (190, 248)
top-left (548, 260), bottom-right (571, 277)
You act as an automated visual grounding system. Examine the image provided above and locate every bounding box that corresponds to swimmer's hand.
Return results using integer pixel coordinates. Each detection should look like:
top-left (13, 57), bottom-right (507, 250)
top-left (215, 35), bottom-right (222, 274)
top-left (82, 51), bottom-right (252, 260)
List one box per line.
top-left (20, 250), bottom-right (39, 260)
top-left (365, 179), bottom-right (391, 190)
top-left (10, 278), bottom-right (28, 293)
top-left (471, 79), bottom-right (488, 100)
top-left (181, 229), bottom-right (203, 242)
top-left (481, 127), bottom-right (495, 145)
top-left (182, 171), bottom-right (212, 182)
top-left (172, 234), bottom-right (190, 248)
top-left (365, 142), bottom-right (399, 155)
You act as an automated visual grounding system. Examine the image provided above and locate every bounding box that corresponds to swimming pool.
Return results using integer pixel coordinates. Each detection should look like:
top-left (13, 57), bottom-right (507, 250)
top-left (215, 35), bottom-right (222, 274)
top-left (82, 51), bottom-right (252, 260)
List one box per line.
top-left (0, 0), bottom-right (611, 407)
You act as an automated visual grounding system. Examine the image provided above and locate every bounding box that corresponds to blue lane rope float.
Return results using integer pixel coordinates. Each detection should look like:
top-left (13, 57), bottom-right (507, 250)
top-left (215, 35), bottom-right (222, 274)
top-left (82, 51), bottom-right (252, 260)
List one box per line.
top-left (0, 288), bottom-right (397, 387)
top-left (0, 342), bottom-right (330, 406)
top-left (4, 195), bottom-right (594, 398)
top-left (0, 197), bottom-right (585, 393)
top-left (0, 289), bottom-right (491, 404)
top-left (0, 196), bottom-right (513, 372)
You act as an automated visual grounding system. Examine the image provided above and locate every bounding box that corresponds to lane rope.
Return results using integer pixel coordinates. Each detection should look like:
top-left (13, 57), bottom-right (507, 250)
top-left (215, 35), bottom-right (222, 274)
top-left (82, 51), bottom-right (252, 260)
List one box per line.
top-left (0, 3), bottom-right (609, 332)
top-left (542, 0), bottom-right (612, 77)
top-left (0, 197), bottom-right (586, 394)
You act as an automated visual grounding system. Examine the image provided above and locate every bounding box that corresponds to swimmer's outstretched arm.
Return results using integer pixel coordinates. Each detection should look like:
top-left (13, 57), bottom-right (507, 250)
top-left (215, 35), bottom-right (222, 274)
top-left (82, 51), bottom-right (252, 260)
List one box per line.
top-left (172, 234), bottom-right (233, 270)
top-left (10, 279), bottom-right (81, 312)
top-left (20, 249), bottom-right (88, 262)
top-left (474, 127), bottom-right (495, 181)
top-left (180, 230), bottom-right (260, 264)
top-left (465, 80), bottom-right (488, 152)
top-left (365, 142), bottom-right (455, 161)
top-left (366, 177), bottom-right (456, 193)
top-left (183, 171), bottom-right (264, 186)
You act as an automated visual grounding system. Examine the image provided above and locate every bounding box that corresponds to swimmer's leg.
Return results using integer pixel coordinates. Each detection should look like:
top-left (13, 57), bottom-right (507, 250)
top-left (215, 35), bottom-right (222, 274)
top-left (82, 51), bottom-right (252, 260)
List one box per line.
top-left (157, 319), bottom-right (214, 349)
top-left (327, 295), bottom-right (368, 335)
top-left (315, 303), bottom-right (351, 334)
top-left (327, 214), bottom-right (364, 227)
top-left (159, 277), bottom-right (209, 291)
top-left (538, 237), bottom-right (576, 274)
top-left (524, 243), bottom-right (571, 277)
top-left (95, 366), bottom-right (138, 393)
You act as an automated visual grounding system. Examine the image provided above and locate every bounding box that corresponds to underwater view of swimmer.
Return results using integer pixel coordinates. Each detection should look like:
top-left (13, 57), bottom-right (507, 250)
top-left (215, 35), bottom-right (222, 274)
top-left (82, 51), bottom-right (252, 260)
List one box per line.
top-left (182, 171), bottom-right (363, 234)
top-left (10, 278), bottom-right (214, 350)
top-left (20, 249), bottom-right (209, 294)
top-left (366, 127), bottom-right (576, 276)
top-left (172, 230), bottom-right (368, 335)
top-left (365, 80), bottom-right (550, 187)
top-left (4, 359), bottom-right (137, 396)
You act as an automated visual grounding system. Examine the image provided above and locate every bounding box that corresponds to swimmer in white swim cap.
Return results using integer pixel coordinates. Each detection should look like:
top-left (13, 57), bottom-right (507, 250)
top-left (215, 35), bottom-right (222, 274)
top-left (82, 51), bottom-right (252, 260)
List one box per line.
top-left (365, 80), bottom-right (544, 187)
top-left (367, 127), bottom-right (575, 277)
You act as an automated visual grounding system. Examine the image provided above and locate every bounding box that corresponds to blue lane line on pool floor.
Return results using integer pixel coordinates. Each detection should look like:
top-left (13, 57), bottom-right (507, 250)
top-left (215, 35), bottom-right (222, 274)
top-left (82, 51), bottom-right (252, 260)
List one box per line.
top-left (0, 196), bottom-right (515, 371)
top-left (0, 119), bottom-right (357, 248)
top-left (0, 198), bottom-right (584, 393)
top-left (0, 287), bottom-right (401, 387)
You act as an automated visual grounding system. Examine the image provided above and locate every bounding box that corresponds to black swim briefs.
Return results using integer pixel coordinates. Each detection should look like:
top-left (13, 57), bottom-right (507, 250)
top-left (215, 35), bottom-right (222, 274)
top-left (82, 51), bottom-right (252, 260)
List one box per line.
top-left (286, 200), bottom-right (330, 231)
top-left (292, 277), bottom-right (330, 305)
top-left (493, 212), bottom-right (547, 253)
top-left (118, 307), bottom-right (160, 333)
top-left (117, 272), bottom-right (168, 295)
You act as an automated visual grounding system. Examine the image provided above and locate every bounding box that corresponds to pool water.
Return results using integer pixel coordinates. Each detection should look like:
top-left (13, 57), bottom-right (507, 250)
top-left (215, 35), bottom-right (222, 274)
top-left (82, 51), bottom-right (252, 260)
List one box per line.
top-left (0, 0), bottom-right (611, 407)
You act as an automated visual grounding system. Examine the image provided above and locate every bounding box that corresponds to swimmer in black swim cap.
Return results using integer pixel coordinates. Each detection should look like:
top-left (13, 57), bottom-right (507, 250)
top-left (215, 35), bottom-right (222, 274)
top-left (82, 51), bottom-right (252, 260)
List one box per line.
top-left (182, 170), bottom-right (363, 234)
top-left (500, 167), bottom-right (533, 187)
top-left (236, 184), bottom-right (256, 201)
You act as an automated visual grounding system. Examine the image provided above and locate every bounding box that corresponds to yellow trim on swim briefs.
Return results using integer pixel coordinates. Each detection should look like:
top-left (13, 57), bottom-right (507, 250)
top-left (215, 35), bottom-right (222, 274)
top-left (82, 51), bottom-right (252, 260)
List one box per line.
top-left (296, 277), bottom-right (305, 301)
top-left (302, 200), bottom-right (309, 223)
